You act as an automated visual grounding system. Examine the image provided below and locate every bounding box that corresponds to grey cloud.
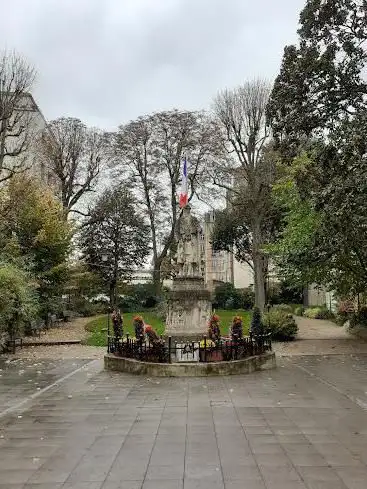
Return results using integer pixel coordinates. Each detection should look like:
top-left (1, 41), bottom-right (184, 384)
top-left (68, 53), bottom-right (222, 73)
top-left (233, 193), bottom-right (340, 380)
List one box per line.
top-left (0, 0), bottom-right (306, 129)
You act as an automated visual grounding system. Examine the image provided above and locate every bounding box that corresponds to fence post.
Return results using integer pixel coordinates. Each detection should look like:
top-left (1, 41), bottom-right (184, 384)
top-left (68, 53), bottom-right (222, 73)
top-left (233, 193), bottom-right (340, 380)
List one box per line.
top-left (168, 336), bottom-right (172, 364)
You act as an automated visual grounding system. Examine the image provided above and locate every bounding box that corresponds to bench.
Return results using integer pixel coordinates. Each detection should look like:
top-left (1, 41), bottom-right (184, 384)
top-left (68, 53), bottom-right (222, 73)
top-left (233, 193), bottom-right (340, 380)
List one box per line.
top-left (48, 314), bottom-right (64, 328)
top-left (61, 310), bottom-right (76, 322)
top-left (6, 337), bottom-right (23, 354)
top-left (28, 320), bottom-right (46, 338)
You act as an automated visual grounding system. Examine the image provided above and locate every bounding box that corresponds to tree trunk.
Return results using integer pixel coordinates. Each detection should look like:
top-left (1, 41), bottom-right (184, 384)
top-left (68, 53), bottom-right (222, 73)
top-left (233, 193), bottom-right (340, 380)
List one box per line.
top-left (152, 261), bottom-right (162, 296)
top-left (109, 281), bottom-right (116, 308)
top-left (252, 220), bottom-right (266, 311)
top-left (110, 257), bottom-right (118, 307)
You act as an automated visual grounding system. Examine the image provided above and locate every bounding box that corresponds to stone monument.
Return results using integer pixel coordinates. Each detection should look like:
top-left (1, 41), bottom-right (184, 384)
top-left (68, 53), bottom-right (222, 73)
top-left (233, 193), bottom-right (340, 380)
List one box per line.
top-left (165, 205), bottom-right (212, 340)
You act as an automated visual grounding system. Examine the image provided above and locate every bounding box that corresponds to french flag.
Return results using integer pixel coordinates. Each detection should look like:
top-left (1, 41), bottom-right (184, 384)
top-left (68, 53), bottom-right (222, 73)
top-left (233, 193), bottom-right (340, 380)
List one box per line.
top-left (179, 157), bottom-right (188, 208)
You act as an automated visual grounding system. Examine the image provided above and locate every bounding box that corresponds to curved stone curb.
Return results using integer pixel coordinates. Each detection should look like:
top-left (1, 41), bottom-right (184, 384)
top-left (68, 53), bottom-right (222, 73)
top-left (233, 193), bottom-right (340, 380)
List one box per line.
top-left (104, 352), bottom-right (276, 377)
top-left (23, 340), bottom-right (82, 347)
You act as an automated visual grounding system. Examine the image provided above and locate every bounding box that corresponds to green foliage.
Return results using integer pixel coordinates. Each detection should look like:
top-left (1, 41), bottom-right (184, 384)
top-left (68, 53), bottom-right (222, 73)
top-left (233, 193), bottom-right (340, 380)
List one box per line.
top-left (250, 307), bottom-right (264, 335)
top-left (211, 208), bottom-right (252, 266)
top-left (268, 0), bottom-right (367, 155)
top-left (266, 155), bottom-right (323, 288)
top-left (335, 300), bottom-right (354, 325)
top-left (65, 263), bottom-right (103, 300)
top-left (213, 282), bottom-right (254, 310)
top-left (263, 309), bottom-right (298, 341)
top-left (349, 307), bottom-right (367, 329)
top-left (273, 304), bottom-right (293, 313)
top-left (85, 310), bottom-right (251, 346)
top-left (268, 280), bottom-right (303, 306)
top-left (304, 307), bottom-right (333, 320)
top-left (294, 306), bottom-right (304, 317)
top-left (117, 295), bottom-right (141, 313)
top-left (0, 262), bottom-right (38, 338)
top-left (242, 288), bottom-right (255, 310)
top-left (124, 283), bottom-right (159, 309)
top-left (0, 177), bottom-right (72, 319)
top-left (70, 297), bottom-right (106, 317)
top-left (80, 185), bottom-right (150, 302)
top-left (268, 2), bottom-right (367, 299)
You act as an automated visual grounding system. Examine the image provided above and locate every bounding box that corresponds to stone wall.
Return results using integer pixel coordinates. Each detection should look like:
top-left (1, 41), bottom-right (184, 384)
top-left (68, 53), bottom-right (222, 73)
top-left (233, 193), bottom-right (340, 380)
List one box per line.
top-left (104, 352), bottom-right (276, 377)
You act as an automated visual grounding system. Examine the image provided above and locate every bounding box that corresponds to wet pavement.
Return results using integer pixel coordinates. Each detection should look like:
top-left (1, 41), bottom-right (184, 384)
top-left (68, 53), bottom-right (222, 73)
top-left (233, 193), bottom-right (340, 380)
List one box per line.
top-left (1, 355), bottom-right (367, 488)
top-left (0, 358), bottom-right (90, 416)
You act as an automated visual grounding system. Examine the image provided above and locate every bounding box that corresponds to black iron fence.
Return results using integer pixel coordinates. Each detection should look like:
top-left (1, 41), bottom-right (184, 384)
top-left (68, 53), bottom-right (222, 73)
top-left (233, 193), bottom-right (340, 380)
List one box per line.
top-left (107, 333), bottom-right (272, 364)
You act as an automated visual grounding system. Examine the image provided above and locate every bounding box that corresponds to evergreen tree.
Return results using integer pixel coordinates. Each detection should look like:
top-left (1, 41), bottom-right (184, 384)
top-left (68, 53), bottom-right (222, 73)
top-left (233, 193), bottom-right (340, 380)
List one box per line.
top-left (250, 306), bottom-right (264, 335)
top-left (80, 185), bottom-right (150, 305)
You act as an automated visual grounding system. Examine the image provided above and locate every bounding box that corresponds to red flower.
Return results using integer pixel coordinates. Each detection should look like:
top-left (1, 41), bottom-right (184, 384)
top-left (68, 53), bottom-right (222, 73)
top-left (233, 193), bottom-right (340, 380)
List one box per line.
top-left (209, 314), bottom-right (220, 324)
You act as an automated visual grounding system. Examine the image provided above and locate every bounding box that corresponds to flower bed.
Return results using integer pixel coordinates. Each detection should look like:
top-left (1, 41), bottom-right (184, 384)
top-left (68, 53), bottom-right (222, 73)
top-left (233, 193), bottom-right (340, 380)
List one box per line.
top-left (108, 333), bottom-right (272, 364)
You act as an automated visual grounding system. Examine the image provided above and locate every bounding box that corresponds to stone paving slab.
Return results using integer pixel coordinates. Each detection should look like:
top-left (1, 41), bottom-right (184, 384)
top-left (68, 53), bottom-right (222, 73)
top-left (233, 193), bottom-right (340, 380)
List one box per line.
top-left (0, 358), bottom-right (91, 415)
top-left (1, 356), bottom-right (367, 488)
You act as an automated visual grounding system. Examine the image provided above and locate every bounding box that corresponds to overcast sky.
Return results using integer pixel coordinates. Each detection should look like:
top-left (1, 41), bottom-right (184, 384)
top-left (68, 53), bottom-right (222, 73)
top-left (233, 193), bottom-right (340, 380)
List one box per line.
top-left (0, 0), bottom-right (306, 130)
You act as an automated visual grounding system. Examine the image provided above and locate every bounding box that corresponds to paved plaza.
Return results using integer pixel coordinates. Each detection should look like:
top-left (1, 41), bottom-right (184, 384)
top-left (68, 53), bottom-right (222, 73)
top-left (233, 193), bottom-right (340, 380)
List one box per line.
top-left (1, 353), bottom-right (367, 489)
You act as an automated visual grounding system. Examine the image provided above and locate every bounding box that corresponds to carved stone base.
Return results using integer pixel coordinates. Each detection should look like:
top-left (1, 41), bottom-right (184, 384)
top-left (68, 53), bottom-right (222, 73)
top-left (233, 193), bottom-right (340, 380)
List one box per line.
top-left (165, 276), bottom-right (212, 339)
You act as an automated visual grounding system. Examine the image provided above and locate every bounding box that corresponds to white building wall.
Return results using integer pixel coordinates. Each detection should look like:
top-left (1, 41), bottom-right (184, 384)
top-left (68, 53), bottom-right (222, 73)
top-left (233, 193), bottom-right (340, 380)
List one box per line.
top-left (233, 259), bottom-right (253, 289)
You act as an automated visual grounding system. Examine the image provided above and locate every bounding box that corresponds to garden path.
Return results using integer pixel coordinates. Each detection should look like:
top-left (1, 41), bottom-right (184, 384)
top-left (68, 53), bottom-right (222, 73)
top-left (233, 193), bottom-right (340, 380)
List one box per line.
top-left (22, 316), bottom-right (93, 344)
top-left (274, 316), bottom-right (367, 357)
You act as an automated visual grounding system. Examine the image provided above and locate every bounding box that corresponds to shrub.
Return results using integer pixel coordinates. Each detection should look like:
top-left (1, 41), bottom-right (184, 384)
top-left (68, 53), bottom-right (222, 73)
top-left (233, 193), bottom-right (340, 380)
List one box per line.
top-left (335, 314), bottom-right (348, 326)
top-left (268, 280), bottom-right (303, 305)
top-left (0, 263), bottom-right (39, 342)
top-left (250, 307), bottom-right (264, 335)
top-left (304, 306), bottom-right (333, 319)
top-left (213, 282), bottom-right (247, 310)
top-left (273, 304), bottom-right (293, 313)
top-left (263, 308), bottom-right (298, 341)
top-left (294, 306), bottom-right (304, 316)
top-left (117, 295), bottom-right (140, 312)
top-left (349, 306), bottom-right (367, 329)
top-left (69, 297), bottom-right (106, 317)
top-left (241, 288), bottom-right (255, 310)
top-left (336, 300), bottom-right (354, 325)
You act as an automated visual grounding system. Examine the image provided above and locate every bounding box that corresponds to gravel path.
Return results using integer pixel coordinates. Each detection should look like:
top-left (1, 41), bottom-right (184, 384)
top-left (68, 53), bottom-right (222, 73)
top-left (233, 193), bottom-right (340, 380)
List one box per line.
top-left (273, 315), bottom-right (367, 356)
top-left (23, 316), bottom-right (95, 344)
top-left (6, 316), bottom-right (105, 360)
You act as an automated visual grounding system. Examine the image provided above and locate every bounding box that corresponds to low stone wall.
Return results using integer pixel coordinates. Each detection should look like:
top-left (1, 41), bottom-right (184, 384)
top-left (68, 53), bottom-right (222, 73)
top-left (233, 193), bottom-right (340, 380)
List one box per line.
top-left (104, 352), bottom-right (276, 377)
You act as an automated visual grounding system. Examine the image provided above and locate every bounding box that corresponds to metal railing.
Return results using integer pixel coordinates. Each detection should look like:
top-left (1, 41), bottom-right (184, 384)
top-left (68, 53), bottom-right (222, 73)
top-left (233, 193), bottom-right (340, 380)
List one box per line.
top-left (107, 333), bottom-right (272, 364)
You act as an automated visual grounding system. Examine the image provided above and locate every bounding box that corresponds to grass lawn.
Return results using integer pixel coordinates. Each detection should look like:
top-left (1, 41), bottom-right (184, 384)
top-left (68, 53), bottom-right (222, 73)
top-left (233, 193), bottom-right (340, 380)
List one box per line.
top-left (85, 310), bottom-right (251, 346)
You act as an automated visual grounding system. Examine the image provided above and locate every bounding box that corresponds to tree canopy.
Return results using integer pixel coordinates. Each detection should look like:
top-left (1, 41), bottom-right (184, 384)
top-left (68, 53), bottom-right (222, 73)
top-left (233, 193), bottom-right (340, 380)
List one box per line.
top-left (113, 109), bottom-right (222, 293)
top-left (80, 185), bottom-right (151, 305)
top-left (267, 0), bottom-right (367, 157)
top-left (0, 176), bottom-right (72, 318)
top-left (267, 0), bottom-right (367, 300)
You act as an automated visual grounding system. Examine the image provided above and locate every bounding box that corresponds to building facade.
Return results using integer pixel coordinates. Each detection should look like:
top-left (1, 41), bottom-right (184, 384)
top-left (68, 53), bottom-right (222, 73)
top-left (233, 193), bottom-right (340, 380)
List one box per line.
top-left (2, 92), bottom-right (55, 187)
top-left (203, 210), bottom-right (253, 291)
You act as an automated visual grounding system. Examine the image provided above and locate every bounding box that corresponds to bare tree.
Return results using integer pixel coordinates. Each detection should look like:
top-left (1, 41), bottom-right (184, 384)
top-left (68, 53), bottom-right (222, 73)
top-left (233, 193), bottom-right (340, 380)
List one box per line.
top-left (0, 51), bottom-right (36, 183)
top-left (212, 79), bottom-right (274, 310)
top-left (113, 109), bottom-right (222, 294)
top-left (39, 117), bottom-right (109, 217)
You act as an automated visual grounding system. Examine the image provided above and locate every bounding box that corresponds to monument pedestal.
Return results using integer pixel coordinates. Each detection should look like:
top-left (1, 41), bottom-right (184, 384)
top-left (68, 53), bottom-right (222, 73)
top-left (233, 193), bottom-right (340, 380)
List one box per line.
top-left (165, 276), bottom-right (212, 342)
